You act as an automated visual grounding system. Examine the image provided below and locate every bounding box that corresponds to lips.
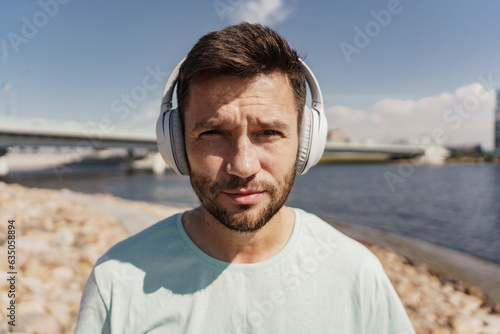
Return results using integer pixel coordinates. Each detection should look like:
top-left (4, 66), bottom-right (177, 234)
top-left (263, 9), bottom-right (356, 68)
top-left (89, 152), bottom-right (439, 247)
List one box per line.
top-left (222, 189), bottom-right (265, 205)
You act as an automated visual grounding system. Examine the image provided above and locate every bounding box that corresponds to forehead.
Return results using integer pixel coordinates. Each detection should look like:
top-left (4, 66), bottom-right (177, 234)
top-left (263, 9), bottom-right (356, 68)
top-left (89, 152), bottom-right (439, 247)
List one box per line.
top-left (185, 72), bottom-right (296, 124)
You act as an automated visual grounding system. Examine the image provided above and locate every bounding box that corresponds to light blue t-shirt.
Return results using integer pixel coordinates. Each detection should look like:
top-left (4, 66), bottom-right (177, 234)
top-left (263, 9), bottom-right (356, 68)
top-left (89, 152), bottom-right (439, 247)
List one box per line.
top-left (75, 208), bottom-right (415, 333)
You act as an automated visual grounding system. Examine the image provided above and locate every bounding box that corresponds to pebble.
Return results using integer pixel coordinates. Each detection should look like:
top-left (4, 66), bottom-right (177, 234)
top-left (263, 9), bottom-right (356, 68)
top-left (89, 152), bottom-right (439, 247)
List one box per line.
top-left (21, 313), bottom-right (61, 334)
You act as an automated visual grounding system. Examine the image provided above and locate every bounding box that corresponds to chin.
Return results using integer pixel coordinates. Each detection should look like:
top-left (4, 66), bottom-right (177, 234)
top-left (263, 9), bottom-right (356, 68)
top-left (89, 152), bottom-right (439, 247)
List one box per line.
top-left (205, 200), bottom-right (283, 233)
top-left (189, 164), bottom-right (296, 233)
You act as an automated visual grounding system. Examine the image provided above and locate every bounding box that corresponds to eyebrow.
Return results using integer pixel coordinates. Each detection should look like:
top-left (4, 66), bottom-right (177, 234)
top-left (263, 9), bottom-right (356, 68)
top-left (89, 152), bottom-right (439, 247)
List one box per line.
top-left (191, 119), bottom-right (224, 134)
top-left (191, 118), bottom-right (290, 133)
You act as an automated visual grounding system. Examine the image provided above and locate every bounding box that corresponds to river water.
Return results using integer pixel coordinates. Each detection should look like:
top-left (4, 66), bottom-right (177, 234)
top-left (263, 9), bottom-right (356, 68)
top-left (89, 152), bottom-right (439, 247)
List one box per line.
top-left (7, 163), bottom-right (500, 263)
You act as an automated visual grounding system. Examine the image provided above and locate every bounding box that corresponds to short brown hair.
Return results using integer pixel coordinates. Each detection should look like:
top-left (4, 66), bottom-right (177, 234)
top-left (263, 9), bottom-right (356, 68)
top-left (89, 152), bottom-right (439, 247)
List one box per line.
top-left (177, 22), bottom-right (306, 129)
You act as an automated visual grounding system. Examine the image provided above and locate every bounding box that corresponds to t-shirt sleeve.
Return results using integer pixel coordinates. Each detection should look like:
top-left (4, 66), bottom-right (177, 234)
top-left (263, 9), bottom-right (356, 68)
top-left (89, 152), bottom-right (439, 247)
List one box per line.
top-left (363, 257), bottom-right (416, 334)
top-left (74, 269), bottom-right (111, 334)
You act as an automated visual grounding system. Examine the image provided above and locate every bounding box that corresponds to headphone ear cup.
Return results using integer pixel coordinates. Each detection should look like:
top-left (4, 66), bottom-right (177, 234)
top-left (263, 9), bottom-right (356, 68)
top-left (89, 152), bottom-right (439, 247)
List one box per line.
top-left (296, 106), bottom-right (312, 174)
top-left (296, 105), bottom-right (327, 175)
top-left (156, 109), bottom-right (190, 175)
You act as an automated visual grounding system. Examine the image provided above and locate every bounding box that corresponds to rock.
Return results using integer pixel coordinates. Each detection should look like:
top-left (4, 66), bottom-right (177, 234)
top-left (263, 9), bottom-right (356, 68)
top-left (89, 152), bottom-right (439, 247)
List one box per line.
top-left (22, 258), bottom-right (52, 281)
top-left (80, 245), bottom-right (103, 265)
top-left (405, 291), bottom-right (422, 310)
top-left (18, 299), bottom-right (46, 316)
top-left (52, 266), bottom-right (74, 285)
top-left (40, 217), bottom-right (55, 231)
top-left (20, 313), bottom-right (61, 334)
top-left (53, 227), bottom-right (75, 247)
top-left (21, 277), bottom-right (45, 296)
top-left (451, 316), bottom-right (484, 334)
top-left (431, 328), bottom-right (452, 334)
top-left (493, 302), bottom-right (500, 314)
top-left (62, 211), bottom-right (87, 224)
top-left (475, 312), bottom-right (500, 332)
top-left (459, 294), bottom-right (483, 316)
top-left (0, 313), bottom-right (9, 334)
top-left (47, 301), bottom-right (72, 328)
top-left (19, 235), bottom-right (51, 256)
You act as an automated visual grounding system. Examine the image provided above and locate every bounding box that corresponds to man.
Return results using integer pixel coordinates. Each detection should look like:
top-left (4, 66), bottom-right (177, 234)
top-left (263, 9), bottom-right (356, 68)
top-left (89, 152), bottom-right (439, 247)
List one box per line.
top-left (76, 23), bottom-right (415, 333)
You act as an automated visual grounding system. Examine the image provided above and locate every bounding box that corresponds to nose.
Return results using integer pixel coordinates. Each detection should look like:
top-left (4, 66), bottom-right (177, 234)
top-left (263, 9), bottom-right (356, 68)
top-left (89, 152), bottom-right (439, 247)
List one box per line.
top-left (226, 136), bottom-right (261, 178)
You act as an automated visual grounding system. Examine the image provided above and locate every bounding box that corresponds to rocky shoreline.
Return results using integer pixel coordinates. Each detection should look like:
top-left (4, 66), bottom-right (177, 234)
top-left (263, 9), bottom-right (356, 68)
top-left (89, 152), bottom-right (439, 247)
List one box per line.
top-left (0, 182), bottom-right (499, 333)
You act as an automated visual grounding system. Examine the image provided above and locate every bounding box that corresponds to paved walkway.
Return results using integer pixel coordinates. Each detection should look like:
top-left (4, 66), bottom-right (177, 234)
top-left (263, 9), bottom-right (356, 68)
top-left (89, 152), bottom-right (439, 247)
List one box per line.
top-left (68, 193), bottom-right (163, 236)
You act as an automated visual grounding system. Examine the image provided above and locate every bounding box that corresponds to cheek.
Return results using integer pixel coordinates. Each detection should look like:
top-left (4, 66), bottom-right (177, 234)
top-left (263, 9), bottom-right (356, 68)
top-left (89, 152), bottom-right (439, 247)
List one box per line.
top-left (258, 143), bottom-right (298, 172)
top-left (187, 145), bottom-right (225, 175)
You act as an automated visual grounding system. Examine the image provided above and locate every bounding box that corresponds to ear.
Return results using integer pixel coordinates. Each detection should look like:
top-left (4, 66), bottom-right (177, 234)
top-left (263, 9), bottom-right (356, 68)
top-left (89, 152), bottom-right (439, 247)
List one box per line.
top-left (156, 108), bottom-right (189, 175)
top-left (296, 106), bottom-right (312, 174)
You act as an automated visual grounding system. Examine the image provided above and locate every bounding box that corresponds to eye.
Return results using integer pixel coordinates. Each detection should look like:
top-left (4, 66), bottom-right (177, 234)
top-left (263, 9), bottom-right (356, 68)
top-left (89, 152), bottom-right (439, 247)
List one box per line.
top-left (261, 130), bottom-right (281, 136)
top-left (200, 130), bottom-right (220, 136)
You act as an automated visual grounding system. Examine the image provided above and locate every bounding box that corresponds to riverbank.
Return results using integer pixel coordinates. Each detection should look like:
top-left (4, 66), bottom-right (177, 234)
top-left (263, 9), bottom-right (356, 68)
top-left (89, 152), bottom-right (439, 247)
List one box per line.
top-left (0, 182), bottom-right (499, 333)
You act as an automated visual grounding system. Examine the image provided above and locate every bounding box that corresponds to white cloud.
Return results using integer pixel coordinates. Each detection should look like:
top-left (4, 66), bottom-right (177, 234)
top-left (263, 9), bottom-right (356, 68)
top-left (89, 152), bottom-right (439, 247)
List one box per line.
top-left (125, 99), bottom-right (159, 130)
top-left (227, 0), bottom-right (294, 26)
top-left (325, 83), bottom-right (497, 150)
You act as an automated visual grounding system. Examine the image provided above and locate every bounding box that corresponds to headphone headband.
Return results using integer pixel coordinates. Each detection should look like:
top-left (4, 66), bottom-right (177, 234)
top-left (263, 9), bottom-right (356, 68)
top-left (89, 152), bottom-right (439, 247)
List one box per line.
top-left (160, 58), bottom-right (324, 115)
top-left (161, 58), bottom-right (185, 113)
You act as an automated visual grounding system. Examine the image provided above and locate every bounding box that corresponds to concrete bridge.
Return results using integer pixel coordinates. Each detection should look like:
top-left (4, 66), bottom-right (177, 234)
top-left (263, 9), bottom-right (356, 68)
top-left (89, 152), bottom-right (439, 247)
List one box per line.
top-left (0, 116), bottom-right (448, 176)
top-left (0, 116), bottom-right (157, 149)
top-left (324, 141), bottom-right (425, 158)
top-left (0, 116), bottom-right (166, 176)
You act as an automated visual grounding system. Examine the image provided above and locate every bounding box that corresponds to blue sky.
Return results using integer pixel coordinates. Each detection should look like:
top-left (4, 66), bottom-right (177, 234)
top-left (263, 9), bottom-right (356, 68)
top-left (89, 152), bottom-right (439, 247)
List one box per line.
top-left (1, 0), bottom-right (499, 149)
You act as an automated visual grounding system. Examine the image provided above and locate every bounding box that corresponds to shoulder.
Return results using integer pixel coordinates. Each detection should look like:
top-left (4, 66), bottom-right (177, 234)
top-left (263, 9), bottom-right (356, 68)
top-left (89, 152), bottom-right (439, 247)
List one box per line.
top-left (292, 209), bottom-right (415, 331)
top-left (97, 212), bottom-right (183, 264)
top-left (293, 208), bottom-right (384, 274)
top-left (92, 212), bottom-right (186, 282)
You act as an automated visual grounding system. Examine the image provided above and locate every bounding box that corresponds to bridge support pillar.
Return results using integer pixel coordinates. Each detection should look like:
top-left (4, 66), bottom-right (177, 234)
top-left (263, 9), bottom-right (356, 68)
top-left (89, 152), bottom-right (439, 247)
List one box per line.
top-left (0, 148), bottom-right (8, 177)
top-left (126, 148), bottom-right (135, 175)
top-left (494, 155), bottom-right (500, 166)
top-left (0, 156), bottom-right (8, 177)
top-left (152, 152), bottom-right (167, 175)
top-left (419, 145), bottom-right (450, 165)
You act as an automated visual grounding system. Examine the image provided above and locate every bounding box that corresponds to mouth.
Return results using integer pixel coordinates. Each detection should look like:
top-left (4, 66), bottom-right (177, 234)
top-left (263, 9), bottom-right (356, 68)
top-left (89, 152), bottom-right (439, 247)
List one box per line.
top-left (222, 189), bottom-right (265, 205)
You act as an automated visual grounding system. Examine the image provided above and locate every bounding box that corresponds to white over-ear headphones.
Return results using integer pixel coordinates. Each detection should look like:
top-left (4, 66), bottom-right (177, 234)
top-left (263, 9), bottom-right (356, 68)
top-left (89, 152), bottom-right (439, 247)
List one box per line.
top-left (156, 58), bottom-right (328, 176)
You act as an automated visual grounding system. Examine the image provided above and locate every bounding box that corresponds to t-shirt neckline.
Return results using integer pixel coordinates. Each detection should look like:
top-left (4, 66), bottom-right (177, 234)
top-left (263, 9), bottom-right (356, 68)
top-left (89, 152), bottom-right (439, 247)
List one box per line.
top-left (176, 208), bottom-right (302, 272)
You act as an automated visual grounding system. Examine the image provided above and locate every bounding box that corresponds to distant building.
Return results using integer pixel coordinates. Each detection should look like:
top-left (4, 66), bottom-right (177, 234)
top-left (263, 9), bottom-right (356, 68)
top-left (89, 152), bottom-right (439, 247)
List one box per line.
top-left (496, 91), bottom-right (500, 155)
top-left (327, 128), bottom-right (349, 143)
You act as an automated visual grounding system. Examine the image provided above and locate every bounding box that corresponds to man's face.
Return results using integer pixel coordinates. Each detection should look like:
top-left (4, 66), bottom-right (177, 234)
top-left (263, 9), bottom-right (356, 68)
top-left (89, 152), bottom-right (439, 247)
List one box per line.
top-left (184, 72), bottom-right (299, 232)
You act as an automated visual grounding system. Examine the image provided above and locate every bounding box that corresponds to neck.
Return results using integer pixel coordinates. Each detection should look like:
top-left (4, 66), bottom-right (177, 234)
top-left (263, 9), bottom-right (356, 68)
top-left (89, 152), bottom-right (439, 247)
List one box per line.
top-left (182, 206), bottom-right (295, 264)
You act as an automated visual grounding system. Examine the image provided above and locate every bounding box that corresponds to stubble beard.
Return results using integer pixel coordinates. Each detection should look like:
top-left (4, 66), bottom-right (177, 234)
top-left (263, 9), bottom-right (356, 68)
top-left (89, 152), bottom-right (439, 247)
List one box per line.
top-left (189, 166), bottom-right (296, 233)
